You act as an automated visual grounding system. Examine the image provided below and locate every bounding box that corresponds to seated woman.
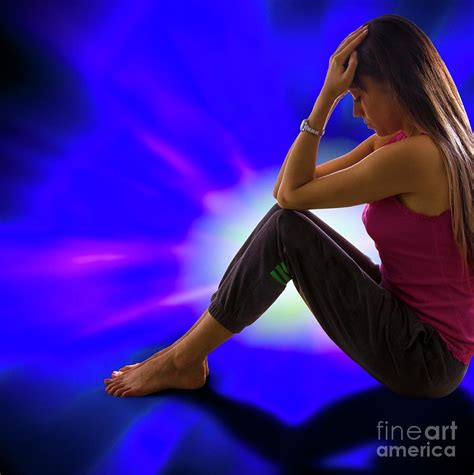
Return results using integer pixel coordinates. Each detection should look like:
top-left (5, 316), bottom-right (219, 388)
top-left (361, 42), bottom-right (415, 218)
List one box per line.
top-left (105, 14), bottom-right (473, 399)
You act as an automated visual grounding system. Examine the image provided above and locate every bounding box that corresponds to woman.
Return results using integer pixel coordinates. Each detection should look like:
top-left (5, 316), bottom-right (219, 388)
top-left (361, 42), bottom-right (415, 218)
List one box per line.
top-left (104, 14), bottom-right (473, 399)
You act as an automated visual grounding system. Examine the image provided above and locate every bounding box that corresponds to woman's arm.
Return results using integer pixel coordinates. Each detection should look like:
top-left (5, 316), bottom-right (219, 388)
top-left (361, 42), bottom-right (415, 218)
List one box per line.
top-left (273, 132), bottom-right (376, 199)
top-left (272, 101), bottom-right (343, 199)
top-left (273, 141), bottom-right (298, 198)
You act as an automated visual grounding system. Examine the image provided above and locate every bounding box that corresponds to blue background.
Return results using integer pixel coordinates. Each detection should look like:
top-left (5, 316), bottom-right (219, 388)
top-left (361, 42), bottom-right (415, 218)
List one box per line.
top-left (1, 1), bottom-right (473, 474)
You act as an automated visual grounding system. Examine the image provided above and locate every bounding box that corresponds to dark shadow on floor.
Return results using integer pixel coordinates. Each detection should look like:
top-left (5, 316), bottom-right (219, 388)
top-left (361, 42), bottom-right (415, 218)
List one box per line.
top-left (167, 376), bottom-right (474, 474)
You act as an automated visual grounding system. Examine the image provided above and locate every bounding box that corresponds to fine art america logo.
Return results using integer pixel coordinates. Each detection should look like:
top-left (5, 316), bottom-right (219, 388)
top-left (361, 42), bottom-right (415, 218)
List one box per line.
top-left (376, 420), bottom-right (457, 458)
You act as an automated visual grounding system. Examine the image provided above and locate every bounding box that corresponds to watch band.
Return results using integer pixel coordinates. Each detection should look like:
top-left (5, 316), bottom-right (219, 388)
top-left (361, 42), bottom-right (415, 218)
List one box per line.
top-left (300, 118), bottom-right (325, 137)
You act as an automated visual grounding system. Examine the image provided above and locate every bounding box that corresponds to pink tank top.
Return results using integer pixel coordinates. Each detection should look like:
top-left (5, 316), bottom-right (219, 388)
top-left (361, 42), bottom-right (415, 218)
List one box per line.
top-left (362, 130), bottom-right (474, 365)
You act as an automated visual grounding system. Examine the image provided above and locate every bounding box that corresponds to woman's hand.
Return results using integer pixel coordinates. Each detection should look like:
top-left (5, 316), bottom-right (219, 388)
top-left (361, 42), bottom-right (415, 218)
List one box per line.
top-left (321, 24), bottom-right (369, 102)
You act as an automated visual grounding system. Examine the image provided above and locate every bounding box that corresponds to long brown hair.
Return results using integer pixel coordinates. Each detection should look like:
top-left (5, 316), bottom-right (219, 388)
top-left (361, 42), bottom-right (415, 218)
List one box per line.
top-left (351, 14), bottom-right (473, 286)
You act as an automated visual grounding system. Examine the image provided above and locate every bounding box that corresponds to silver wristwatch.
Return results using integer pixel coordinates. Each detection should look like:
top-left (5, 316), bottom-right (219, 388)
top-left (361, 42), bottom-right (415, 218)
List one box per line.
top-left (300, 118), bottom-right (325, 137)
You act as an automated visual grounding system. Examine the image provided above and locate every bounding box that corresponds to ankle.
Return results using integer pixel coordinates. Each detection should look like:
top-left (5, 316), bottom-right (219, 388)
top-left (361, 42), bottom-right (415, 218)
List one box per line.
top-left (172, 342), bottom-right (206, 370)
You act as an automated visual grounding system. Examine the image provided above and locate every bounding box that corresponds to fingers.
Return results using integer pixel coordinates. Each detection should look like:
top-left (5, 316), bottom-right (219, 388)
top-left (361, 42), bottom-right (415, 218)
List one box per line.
top-left (335, 25), bottom-right (368, 56)
top-left (343, 27), bottom-right (368, 50)
top-left (349, 24), bottom-right (369, 39)
top-left (336, 26), bottom-right (365, 50)
top-left (333, 27), bottom-right (368, 62)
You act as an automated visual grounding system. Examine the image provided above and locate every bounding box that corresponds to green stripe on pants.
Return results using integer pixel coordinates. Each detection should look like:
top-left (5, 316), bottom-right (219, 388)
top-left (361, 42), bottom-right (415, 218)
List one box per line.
top-left (270, 261), bottom-right (291, 285)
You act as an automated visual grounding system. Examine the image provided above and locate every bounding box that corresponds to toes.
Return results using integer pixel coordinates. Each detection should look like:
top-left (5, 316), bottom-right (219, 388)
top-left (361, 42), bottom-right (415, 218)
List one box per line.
top-left (116, 386), bottom-right (130, 397)
top-left (108, 382), bottom-right (124, 396)
top-left (120, 364), bottom-right (137, 372)
top-left (107, 365), bottom-right (137, 381)
top-left (111, 384), bottom-right (127, 397)
top-left (108, 379), bottom-right (123, 390)
top-left (105, 374), bottom-right (123, 385)
top-left (105, 380), bottom-right (122, 393)
top-left (105, 383), bottom-right (114, 394)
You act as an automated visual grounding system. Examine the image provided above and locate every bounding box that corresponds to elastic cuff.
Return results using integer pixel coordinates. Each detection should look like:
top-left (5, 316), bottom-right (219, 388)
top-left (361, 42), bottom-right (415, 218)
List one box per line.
top-left (208, 300), bottom-right (242, 334)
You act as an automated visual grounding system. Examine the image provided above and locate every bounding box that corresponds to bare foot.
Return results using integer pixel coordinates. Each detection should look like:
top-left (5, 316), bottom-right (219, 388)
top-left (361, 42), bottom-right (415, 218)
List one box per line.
top-left (112, 350), bottom-right (209, 378)
top-left (116, 347), bottom-right (169, 373)
top-left (104, 350), bottom-right (207, 397)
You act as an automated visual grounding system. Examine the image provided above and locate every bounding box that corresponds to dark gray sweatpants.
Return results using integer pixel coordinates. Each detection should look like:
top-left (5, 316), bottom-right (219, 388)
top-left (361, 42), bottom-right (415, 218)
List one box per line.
top-left (208, 203), bottom-right (469, 399)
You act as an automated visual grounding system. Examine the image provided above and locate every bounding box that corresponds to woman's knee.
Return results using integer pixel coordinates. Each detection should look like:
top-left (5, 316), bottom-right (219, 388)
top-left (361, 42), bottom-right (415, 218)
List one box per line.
top-left (267, 208), bottom-right (298, 229)
top-left (274, 208), bottom-right (311, 226)
top-left (262, 204), bottom-right (290, 226)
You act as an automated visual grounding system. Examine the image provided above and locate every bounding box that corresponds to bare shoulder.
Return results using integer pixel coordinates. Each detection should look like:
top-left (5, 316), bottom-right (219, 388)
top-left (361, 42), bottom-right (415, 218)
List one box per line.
top-left (393, 133), bottom-right (446, 197)
top-left (394, 134), bottom-right (449, 214)
top-left (373, 132), bottom-right (400, 151)
top-left (370, 133), bottom-right (445, 190)
top-left (374, 132), bottom-right (441, 161)
top-left (404, 133), bottom-right (443, 164)
top-left (410, 134), bottom-right (445, 182)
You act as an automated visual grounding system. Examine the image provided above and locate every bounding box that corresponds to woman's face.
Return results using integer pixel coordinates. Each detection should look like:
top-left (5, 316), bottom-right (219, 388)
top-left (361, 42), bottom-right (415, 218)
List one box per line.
top-left (349, 76), bottom-right (418, 137)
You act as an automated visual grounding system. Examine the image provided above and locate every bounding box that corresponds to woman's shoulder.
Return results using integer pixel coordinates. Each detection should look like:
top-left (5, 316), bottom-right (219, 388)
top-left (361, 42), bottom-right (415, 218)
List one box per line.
top-left (373, 129), bottom-right (432, 150)
top-left (373, 131), bottom-right (403, 151)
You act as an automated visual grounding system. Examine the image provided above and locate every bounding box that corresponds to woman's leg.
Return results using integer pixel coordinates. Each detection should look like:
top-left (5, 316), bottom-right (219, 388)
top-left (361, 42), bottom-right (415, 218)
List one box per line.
top-left (173, 208), bottom-right (466, 398)
top-left (114, 203), bottom-right (381, 378)
top-left (113, 308), bottom-right (210, 375)
top-left (111, 203), bottom-right (286, 377)
top-left (295, 209), bottom-right (382, 285)
top-left (106, 207), bottom-right (465, 397)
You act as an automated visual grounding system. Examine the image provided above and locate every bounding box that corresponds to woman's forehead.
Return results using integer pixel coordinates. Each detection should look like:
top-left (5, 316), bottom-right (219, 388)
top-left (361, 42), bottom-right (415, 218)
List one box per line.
top-left (350, 77), bottom-right (376, 93)
top-left (349, 81), bottom-right (367, 93)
